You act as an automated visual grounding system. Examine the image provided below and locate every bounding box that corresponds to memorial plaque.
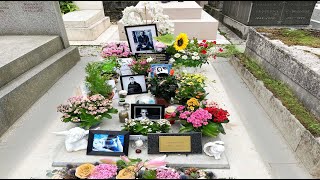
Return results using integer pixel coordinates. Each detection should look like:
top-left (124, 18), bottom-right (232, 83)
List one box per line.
top-left (148, 133), bottom-right (202, 154)
top-left (159, 136), bottom-right (191, 152)
top-left (135, 53), bottom-right (169, 63)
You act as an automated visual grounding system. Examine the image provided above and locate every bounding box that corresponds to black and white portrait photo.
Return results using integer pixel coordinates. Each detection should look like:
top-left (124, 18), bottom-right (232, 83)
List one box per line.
top-left (87, 130), bottom-right (129, 156)
top-left (124, 24), bottom-right (158, 54)
top-left (120, 75), bottom-right (147, 95)
top-left (131, 104), bottom-right (165, 120)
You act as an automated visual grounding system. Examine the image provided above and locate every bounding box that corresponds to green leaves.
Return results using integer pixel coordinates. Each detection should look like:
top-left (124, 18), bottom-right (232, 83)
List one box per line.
top-left (202, 122), bottom-right (220, 137)
top-left (179, 124), bottom-right (194, 133)
top-left (154, 33), bottom-right (175, 46)
top-left (142, 170), bottom-right (157, 179)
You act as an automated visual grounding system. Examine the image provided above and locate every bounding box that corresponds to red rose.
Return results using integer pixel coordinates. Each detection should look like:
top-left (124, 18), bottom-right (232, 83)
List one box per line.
top-left (201, 50), bottom-right (207, 54)
top-left (213, 41), bottom-right (216, 44)
top-left (202, 40), bottom-right (207, 43)
top-left (219, 48), bottom-right (223, 52)
top-left (164, 113), bottom-right (171, 119)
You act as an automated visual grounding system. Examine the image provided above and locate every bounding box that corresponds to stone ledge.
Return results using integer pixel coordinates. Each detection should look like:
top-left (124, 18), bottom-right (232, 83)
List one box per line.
top-left (245, 27), bottom-right (320, 120)
top-left (230, 55), bottom-right (320, 177)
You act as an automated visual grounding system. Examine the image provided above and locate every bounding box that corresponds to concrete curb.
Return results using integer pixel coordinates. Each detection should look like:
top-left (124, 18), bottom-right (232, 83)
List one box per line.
top-left (230, 56), bottom-right (320, 177)
top-left (245, 28), bottom-right (320, 120)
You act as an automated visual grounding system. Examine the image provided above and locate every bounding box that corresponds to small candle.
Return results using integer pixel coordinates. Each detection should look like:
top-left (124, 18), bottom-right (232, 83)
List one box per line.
top-left (135, 139), bottom-right (144, 147)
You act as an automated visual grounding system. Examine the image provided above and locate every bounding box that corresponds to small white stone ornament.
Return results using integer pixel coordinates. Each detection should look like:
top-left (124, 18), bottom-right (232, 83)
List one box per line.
top-left (53, 127), bottom-right (100, 152)
top-left (203, 141), bottom-right (225, 159)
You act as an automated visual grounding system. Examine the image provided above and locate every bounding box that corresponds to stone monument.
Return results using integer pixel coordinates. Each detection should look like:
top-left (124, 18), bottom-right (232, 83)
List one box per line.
top-left (0, 1), bottom-right (80, 136)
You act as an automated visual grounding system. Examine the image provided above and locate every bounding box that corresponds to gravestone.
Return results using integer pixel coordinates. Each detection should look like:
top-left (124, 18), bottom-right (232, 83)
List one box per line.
top-left (0, 1), bottom-right (69, 47)
top-left (222, 1), bottom-right (317, 26)
top-left (102, 1), bottom-right (139, 22)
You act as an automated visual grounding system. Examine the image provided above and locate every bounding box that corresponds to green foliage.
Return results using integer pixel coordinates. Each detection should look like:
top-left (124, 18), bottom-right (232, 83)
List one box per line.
top-left (154, 33), bottom-right (175, 46)
top-left (179, 121), bottom-right (221, 138)
top-left (216, 44), bottom-right (241, 58)
top-left (256, 28), bottom-right (320, 48)
top-left (122, 119), bottom-right (171, 136)
top-left (59, 1), bottom-right (79, 14)
top-left (116, 158), bottom-right (142, 170)
top-left (148, 75), bottom-right (178, 102)
top-left (142, 170), bottom-right (157, 179)
top-left (237, 53), bottom-right (320, 136)
top-left (85, 62), bottom-right (113, 98)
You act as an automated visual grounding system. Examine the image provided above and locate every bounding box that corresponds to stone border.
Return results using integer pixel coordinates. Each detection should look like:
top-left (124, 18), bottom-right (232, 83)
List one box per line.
top-left (230, 55), bottom-right (320, 177)
top-left (245, 27), bottom-right (320, 120)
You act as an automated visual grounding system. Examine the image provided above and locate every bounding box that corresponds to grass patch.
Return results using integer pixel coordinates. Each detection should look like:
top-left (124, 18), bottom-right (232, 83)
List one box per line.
top-left (217, 44), bottom-right (241, 58)
top-left (236, 53), bottom-right (320, 137)
top-left (256, 28), bottom-right (320, 48)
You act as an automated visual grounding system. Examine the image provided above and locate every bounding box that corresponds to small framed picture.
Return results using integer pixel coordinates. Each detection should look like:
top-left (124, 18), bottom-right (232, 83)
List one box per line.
top-left (150, 64), bottom-right (172, 77)
top-left (87, 130), bottom-right (130, 156)
top-left (131, 104), bottom-right (165, 120)
top-left (124, 24), bottom-right (158, 55)
top-left (119, 58), bottom-right (134, 76)
top-left (120, 75), bottom-right (147, 95)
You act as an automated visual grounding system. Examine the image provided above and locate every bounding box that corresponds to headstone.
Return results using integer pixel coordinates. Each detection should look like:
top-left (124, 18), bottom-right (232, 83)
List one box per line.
top-left (222, 1), bottom-right (317, 26)
top-left (0, 1), bottom-right (70, 48)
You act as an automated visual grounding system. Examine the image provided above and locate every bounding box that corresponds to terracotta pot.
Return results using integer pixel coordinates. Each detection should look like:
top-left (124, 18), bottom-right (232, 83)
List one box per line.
top-left (156, 97), bottom-right (170, 107)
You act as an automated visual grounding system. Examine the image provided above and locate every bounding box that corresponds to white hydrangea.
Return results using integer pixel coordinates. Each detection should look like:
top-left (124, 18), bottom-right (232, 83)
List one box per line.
top-left (146, 57), bottom-right (153, 62)
top-left (182, 55), bottom-right (188, 60)
top-left (174, 53), bottom-right (181, 58)
top-left (121, 6), bottom-right (144, 26)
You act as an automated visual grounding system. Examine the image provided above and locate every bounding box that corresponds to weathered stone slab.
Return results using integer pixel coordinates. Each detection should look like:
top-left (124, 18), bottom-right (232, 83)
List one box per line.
top-left (0, 1), bottom-right (70, 47)
top-left (63, 10), bottom-right (105, 28)
top-left (245, 28), bottom-right (320, 119)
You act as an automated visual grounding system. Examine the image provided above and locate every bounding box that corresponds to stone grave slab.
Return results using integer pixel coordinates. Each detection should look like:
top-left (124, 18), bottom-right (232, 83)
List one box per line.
top-left (52, 95), bottom-right (230, 169)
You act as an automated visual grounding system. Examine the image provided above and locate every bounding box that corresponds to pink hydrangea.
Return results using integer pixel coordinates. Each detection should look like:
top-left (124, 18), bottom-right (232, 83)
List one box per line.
top-left (156, 169), bottom-right (180, 179)
top-left (179, 111), bottom-right (191, 119)
top-left (176, 105), bottom-right (185, 112)
top-left (101, 42), bottom-right (131, 58)
top-left (187, 108), bottom-right (212, 128)
top-left (88, 164), bottom-right (117, 179)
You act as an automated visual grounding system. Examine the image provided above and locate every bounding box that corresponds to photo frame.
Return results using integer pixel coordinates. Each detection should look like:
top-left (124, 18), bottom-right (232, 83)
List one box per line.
top-left (120, 74), bottom-right (148, 95)
top-left (131, 104), bottom-right (165, 120)
top-left (150, 64), bottom-right (172, 77)
top-left (119, 58), bottom-right (134, 76)
top-left (87, 130), bottom-right (130, 156)
top-left (124, 24), bottom-right (158, 55)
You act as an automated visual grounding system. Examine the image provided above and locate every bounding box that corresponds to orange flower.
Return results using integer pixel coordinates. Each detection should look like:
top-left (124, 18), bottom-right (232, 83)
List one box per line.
top-left (75, 163), bottom-right (95, 179)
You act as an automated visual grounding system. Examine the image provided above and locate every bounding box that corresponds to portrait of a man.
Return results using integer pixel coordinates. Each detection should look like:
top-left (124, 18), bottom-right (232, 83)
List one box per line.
top-left (127, 76), bottom-right (142, 94)
top-left (134, 30), bottom-right (154, 51)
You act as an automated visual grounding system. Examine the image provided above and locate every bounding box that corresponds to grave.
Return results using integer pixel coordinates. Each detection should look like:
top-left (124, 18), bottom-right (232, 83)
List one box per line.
top-left (52, 63), bottom-right (230, 169)
top-left (0, 1), bottom-right (80, 136)
top-left (62, 1), bottom-right (111, 41)
top-left (117, 1), bottom-right (219, 41)
top-left (311, 1), bottom-right (320, 29)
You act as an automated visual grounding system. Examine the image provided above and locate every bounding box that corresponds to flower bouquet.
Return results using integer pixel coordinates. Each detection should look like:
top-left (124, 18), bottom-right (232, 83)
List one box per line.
top-left (148, 72), bottom-right (178, 106)
top-left (101, 42), bottom-right (131, 58)
top-left (47, 155), bottom-right (217, 179)
top-left (122, 118), bottom-right (171, 136)
top-left (174, 73), bottom-right (208, 104)
top-left (57, 94), bottom-right (118, 129)
top-left (173, 98), bottom-right (230, 137)
top-left (128, 57), bottom-right (155, 76)
top-left (155, 33), bottom-right (223, 68)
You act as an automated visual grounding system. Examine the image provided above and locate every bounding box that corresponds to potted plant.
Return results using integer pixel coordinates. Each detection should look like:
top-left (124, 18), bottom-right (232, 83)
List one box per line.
top-left (148, 72), bottom-right (178, 107)
top-left (122, 118), bottom-right (171, 140)
top-left (174, 72), bottom-right (207, 104)
top-left (57, 94), bottom-right (118, 129)
top-left (85, 62), bottom-right (114, 100)
top-left (128, 57), bottom-right (155, 76)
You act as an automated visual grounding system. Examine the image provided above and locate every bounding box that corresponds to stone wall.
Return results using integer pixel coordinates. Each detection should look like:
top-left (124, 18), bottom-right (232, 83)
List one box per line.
top-left (102, 1), bottom-right (139, 22)
top-left (244, 28), bottom-right (320, 120)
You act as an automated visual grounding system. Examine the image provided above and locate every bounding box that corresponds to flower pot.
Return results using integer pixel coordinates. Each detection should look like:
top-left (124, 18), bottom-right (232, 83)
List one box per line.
top-left (156, 97), bottom-right (170, 107)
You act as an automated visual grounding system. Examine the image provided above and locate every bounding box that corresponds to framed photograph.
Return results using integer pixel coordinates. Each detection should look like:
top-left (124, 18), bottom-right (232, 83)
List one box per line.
top-left (119, 58), bottom-right (134, 76)
top-left (124, 24), bottom-right (158, 55)
top-left (131, 104), bottom-right (165, 120)
top-left (120, 75), bottom-right (147, 95)
top-left (150, 64), bottom-right (172, 77)
top-left (87, 130), bottom-right (130, 156)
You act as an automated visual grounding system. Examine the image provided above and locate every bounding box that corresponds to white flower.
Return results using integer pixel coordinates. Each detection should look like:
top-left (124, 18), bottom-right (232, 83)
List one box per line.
top-left (179, 50), bottom-right (185, 53)
top-left (174, 53), bottom-right (181, 58)
top-left (182, 55), bottom-right (188, 60)
top-left (143, 126), bottom-right (148, 129)
top-left (146, 57), bottom-right (153, 62)
top-left (193, 52), bottom-right (199, 56)
top-left (195, 56), bottom-right (200, 60)
top-left (169, 58), bottom-right (175, 64)
top-left (191, 56), bottom-right (196, 60)
top-left (148, 129), bottom-right (152, 132)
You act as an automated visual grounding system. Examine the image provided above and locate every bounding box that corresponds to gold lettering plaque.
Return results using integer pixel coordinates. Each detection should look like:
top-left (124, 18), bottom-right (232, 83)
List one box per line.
top-left (159, 136), bottom-right (191, 152)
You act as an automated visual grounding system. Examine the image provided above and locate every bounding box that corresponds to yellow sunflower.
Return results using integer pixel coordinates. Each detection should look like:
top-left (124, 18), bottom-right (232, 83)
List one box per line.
top-left (173, 33), bottom-right (189, 51)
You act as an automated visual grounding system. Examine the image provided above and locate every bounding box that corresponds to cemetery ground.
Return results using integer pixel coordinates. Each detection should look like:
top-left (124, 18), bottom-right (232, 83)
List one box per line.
top-left (0, 22), bottom-right (317, 179)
